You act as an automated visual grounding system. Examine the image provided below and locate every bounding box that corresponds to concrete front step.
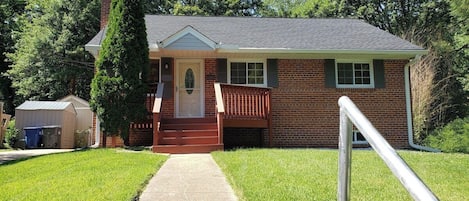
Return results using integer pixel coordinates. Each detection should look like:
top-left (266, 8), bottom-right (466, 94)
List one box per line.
top-left (153, 144), bottom-right (224, 154)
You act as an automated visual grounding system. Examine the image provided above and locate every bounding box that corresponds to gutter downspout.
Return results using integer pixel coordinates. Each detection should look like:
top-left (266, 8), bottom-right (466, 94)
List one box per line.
top-left (90, 114), bottom-right (100, 148)
top-left (405, 56), bottom-right (439, 152)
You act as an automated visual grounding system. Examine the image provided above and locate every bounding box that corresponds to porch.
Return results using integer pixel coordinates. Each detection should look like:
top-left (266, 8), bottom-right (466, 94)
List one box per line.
top-left (130, 83), bottom-right (272, 154)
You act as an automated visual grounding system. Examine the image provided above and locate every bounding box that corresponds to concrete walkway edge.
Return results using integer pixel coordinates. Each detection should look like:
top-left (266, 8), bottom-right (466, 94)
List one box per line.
top-left (139, 154), bottom-right (238, 201)
top-left (0, 149), bottom-right (74, 164)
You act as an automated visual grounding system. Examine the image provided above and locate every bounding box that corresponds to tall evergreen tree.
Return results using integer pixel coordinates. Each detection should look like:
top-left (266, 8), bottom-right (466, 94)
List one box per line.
top-left (90, 0), bottom-right (149, 145)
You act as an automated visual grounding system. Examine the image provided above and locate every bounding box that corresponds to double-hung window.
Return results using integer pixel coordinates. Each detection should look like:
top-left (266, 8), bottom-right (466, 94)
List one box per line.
top-left (229, 60), bottom-right (266, 86)
top-left (336, 61), bottom-right (374, 88)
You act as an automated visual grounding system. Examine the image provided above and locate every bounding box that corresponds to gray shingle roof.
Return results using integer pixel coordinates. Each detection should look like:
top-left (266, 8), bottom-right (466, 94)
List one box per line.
top-left (87, 15), bottom-right (424, 52)
top-left (16, 101), bottom-right (76, 114)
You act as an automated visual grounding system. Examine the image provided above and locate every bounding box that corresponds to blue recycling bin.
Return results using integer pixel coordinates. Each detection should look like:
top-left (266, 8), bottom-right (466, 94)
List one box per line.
top-left (24, 127), bottom-right (42, 148)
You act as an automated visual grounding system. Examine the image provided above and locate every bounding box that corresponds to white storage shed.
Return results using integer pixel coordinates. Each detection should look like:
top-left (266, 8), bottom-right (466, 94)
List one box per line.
top-left (15, 101), bottom-right (77, 148)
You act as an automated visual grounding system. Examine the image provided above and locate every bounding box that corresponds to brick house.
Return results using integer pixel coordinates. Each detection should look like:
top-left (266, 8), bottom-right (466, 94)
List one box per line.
top-left (85, 1), bottom-right (426, 153)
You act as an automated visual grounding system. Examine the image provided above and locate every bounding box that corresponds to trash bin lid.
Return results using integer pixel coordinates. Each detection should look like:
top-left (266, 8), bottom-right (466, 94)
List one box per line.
top-left (23, 126), bottom-right (42, 130)
top-left (42, 125), bottom-right (61, 128)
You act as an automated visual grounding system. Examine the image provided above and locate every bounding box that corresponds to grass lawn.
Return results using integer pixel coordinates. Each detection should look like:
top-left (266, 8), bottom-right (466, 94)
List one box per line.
top-left (0, 149), bottom-right (167, 201)
top-left (212, 149), bottom-right (469, 201)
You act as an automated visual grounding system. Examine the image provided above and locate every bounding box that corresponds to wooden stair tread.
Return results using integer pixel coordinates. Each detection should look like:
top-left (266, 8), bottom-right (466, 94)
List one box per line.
top-left (154, 118), bottom-right (222, 153)
top-left (153, 144), bottom-right (223, 154)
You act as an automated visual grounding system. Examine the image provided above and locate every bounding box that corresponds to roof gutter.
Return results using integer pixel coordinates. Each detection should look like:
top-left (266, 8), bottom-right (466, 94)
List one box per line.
top-left (404, 55), bottom-right (439, 152)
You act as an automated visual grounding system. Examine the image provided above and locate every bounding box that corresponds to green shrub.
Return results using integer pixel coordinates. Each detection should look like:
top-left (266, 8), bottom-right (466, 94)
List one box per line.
top-left (74, 129), bottom-right (90, 148)
top-left (425, 118), bottom-right (469, 153)
top-left (5, 119), bottom-right (19, 148)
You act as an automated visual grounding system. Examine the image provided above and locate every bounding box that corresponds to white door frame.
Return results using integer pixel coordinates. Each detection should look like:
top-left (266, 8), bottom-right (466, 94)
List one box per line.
top-left (175, 59), bottom-right (205, 118)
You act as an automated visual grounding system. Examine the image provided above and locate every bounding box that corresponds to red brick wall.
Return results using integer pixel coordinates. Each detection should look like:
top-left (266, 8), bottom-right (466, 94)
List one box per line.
top-left (129, 128), bottom-right (152, 146)
top-left (161, 58), bottom-right (174, 119)
top-left (270, 59), bottom-right (409, 148)
top-left (100, 0), bottom-right (111, 29)
top-left (126, 58), bottom-right (410, 148)
top-left (205, 59), bottom-right (217, 118)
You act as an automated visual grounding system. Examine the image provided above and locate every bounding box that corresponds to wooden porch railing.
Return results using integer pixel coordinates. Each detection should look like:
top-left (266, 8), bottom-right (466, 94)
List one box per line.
top-left (152, 83), bottom-right (164, 147)
top-left (129, 88), bottom-right (160, 129)
top-left (214, 83), bottom-right (273, 146)
top-left (214, 83), bottom-right (225, 145)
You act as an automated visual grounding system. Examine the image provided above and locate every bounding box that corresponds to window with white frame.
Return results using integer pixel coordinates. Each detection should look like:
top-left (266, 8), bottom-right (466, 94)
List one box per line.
top-left (336, 61), bottom-right (374, 88)
top-left (229, 60), bottom-right (266, 86)
top-left (352, 129), bottom-right (368, 144)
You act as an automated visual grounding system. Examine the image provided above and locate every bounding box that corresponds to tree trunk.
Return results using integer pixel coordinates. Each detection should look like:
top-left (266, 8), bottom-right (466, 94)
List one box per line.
top-left (102, 133), bottom-right (107, 148)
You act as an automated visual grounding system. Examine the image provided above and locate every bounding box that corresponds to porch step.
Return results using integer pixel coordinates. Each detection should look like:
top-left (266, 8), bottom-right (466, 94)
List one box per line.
top-left (153, 144), bottom-right (224, 154)
top-left (154, 118), bottom-right (223, 153)
top-left (161, 118), bottom-right (217, 130)
top-left (159, 131), bottom-right (219, 145)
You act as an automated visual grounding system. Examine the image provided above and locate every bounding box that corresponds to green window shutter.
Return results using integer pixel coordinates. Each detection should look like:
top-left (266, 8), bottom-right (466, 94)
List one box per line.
top-left (216, 58), bottom-right (227, 83)
top-left (324, 59), bottom-right (336, 88)
top-left (373, 60), bottom-right (385, 88)
top-left (267, 59), bottom-right (279, 88)
top-left (161, 57), bottom-right (173, 99)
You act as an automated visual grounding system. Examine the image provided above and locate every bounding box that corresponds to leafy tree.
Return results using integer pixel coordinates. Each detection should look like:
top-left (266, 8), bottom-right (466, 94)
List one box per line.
top-left (449, 0), bottom-right (469, 92)
top-left (6, 0), bottom-right (100, 105)
top-left (172, 0), bottom-right (263, 16)
top-left (261, 0), bottom-right (344, 18)
top-left (90, 0), bottom-right (149, 145)
top-left (142, 0), bottom-right (176, 14)
top-left (0, 0), bottom-right (25, 114)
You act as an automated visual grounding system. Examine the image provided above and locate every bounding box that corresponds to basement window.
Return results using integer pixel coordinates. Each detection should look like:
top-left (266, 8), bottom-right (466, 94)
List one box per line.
top-left (352, 128), bottom-right (368, 144)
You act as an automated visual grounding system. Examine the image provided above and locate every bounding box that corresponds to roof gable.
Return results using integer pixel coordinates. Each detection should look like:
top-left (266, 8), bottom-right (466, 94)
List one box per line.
top-left (57, 95), bottom-right (90, 108)
top-left (160, 26), bottom-right (216, 50)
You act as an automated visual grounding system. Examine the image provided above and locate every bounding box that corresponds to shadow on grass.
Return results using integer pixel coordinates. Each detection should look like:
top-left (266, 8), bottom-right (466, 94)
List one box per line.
top-left (124, 146), bottom-right (152, 151)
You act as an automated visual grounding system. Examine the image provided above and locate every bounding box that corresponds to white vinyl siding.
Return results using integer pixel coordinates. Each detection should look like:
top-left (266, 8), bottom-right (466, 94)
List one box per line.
top-left (165, 33), bottom-right (213, 50)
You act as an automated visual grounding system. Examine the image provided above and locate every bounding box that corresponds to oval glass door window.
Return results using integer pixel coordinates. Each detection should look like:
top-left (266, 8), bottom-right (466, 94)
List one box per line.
top-left (185, 68), bottom-right (195, 94)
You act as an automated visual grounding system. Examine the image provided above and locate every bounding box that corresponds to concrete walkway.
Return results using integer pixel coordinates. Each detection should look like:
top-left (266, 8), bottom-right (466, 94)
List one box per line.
top-left (0, 149), bottom-right (74, 164)
top-left (139, 154), bottom-right (238, 201)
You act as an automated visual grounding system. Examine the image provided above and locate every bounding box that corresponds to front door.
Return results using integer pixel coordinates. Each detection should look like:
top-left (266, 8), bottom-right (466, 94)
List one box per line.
top-left (176, 59), bottom-right (204, 118)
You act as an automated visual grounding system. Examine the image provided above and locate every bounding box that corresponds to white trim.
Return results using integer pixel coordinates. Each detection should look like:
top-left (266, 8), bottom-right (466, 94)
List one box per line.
top-left (227, 59), bottom-right (267, 87)
top-left (175, 59), bottom-right (205, 118)
top-left (218, 47), bottom-right (428, 56)
top-left (352, 130), bottom-right (369, 145)
top-left (84, 45), bottom-right (99, 58)
top-left (335, 59), bottom-right (375, 89)
top-left (160, 26), bottom-right (217, 50)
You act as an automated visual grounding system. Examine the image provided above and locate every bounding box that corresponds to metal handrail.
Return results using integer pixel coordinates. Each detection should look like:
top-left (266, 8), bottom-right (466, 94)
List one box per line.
top-left (337, 96), bottom-right (438, 201)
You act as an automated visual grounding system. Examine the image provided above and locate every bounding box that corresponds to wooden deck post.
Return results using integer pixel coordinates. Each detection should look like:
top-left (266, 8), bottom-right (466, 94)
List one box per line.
top-left (152, 83), bottom-right (164, 152)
